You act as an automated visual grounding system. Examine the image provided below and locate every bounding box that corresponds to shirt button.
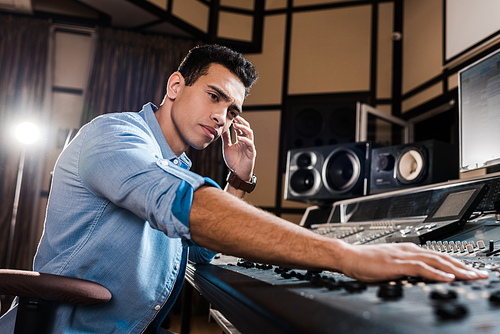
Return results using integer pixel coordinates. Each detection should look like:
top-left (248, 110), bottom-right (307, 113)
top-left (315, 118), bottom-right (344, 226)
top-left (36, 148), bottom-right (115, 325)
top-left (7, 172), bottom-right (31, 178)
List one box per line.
top-left (161, 160), bottom-right (168, 166)
top-left (173, 159), bottom-right (179, 165)
top-left (155, 305), bottom-right (161, 311)
top-left (175, 264), bottom-right (179, 270)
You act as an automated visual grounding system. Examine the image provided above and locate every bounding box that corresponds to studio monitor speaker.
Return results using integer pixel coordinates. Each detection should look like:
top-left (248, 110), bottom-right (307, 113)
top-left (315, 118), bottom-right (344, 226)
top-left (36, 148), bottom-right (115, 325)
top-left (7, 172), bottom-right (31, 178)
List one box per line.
top-left (284, 142), bottom-right (373, 204)
top-left (286, 101), bottom-right (357, 151)
top-left (369, 140), bottom-right (459, 194)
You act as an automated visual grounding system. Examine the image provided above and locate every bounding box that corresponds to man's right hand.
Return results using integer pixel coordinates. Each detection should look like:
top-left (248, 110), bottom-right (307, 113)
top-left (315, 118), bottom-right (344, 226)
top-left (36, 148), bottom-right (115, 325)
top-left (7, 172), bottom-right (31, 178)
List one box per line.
top-left (337, 242), bottom-right (489, 282)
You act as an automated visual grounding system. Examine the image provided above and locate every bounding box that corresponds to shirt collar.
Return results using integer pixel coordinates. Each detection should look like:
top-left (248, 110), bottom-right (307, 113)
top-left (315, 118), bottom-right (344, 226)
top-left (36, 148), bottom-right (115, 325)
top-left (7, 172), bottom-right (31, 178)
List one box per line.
top-left (139, 102), bottom-right (192, 168)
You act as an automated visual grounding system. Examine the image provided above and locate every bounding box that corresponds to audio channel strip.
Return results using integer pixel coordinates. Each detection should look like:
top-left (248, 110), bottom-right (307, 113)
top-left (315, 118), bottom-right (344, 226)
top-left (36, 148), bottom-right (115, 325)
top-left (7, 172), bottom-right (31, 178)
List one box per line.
top-left (187, 172), bottom-right (500, 334)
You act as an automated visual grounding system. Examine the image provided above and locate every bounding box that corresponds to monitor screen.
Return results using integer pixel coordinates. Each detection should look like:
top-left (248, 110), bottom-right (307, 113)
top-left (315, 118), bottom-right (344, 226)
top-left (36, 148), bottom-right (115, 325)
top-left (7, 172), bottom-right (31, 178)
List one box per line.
top-left (458, 47), bottom-right (500, 172)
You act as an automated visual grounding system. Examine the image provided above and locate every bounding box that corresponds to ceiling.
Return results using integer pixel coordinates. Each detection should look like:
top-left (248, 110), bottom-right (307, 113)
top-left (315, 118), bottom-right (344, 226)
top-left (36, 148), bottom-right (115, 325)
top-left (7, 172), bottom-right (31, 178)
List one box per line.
top-left (0, 0), bottom-right (264, 52)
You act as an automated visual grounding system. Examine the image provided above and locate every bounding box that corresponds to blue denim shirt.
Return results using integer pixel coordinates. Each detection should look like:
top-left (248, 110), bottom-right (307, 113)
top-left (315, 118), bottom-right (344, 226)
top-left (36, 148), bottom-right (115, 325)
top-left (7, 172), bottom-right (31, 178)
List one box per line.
top-left (0, 103), bottom-right (218, 333)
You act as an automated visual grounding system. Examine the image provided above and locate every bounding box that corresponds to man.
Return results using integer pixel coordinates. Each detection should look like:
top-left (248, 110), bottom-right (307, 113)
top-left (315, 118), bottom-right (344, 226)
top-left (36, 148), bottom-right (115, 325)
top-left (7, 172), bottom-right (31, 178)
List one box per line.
top-left (0, 45), bottom-right (487, 333)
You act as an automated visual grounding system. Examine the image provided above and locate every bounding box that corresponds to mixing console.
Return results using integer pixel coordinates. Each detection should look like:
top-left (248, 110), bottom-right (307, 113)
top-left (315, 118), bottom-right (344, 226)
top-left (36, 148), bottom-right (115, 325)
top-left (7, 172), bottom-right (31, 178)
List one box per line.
top-left (187, 173), bottom-right (500, 333)
top-left (209, 222), bottom-right (500, 333)
top-left (188, 214), bottom-right (500, 333)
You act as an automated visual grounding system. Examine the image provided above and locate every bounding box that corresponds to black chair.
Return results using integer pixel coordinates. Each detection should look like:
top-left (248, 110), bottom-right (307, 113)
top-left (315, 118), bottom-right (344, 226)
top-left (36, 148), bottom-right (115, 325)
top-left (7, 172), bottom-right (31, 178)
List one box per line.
top-left (0, 269), bottom-right (111, 334)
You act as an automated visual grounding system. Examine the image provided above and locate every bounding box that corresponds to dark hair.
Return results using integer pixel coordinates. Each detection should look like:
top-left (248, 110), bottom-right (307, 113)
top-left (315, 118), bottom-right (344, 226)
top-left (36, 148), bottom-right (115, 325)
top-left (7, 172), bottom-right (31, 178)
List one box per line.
top-left (178, 44), bottom-right (258, 97)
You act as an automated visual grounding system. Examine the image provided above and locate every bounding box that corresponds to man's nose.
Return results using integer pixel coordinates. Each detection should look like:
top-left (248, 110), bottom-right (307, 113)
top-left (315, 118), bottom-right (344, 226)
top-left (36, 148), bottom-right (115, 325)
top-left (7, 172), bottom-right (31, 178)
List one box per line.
top-left (211, 109), bottom-right (226, 126)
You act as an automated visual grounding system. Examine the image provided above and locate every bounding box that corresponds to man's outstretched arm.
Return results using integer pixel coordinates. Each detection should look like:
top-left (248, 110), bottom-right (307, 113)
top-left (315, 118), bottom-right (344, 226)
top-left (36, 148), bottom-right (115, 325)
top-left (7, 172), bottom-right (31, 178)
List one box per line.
top-left (189, 186), bottom-right (488, 283)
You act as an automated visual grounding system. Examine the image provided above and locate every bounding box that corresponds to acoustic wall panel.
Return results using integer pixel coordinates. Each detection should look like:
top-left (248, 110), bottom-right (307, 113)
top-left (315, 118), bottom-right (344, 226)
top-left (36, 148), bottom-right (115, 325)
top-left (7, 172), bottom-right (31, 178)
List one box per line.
top-left (289, 5), bottom-right (372, 94)
top-left (243, 110), bottom-right (281, 208)
top-left (244, 14), bottom-right (286, 106)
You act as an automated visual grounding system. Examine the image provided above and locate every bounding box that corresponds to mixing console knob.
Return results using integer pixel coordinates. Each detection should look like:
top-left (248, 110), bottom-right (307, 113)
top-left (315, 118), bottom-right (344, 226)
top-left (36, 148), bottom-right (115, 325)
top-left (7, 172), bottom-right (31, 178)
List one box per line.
top-left (377, 284), bottom-right (403, 300)
top-left (466, 244), bottom-right (474, 253)
top-left (458, 244), bottom-right (465, 253)
top-left (309, 274), bottom-right (325, 287)
top-left (281, 271), bottom-right (296, 279)
top-left (426, 241), bottom-right (432, 248)
top-left (274, 266), bottom-right (290, 274)
top-left (343, 281), bottom-right (367, 293)
top-left (434, 304), bottom-right (468, 320)
top-left (237, 260), bottom-right (256, 268)
top-left (447, 242), bottom-right (454, 252)
top-left (470, 241), bottom-right (476, 248)
top-left (489, 290), bottom-right (500, 304)
top-left (325, 280), bottom-right (343, 291)
top-left (477, 240), bottom-right (485, 249)
top-left (430, 290), bottom-right (458, 300)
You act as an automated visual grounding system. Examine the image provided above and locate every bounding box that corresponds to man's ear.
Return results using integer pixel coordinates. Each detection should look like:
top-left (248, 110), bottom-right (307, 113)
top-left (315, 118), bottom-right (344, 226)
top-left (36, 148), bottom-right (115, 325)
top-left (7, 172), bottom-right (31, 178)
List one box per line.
top-left (166, 71), bottom-right (184, 100)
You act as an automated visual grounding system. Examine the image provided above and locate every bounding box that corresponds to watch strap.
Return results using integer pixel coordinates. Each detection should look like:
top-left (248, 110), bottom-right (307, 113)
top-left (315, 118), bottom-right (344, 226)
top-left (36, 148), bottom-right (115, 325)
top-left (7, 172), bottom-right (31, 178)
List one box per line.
top-left (226, 170), bottom-right (256, 193)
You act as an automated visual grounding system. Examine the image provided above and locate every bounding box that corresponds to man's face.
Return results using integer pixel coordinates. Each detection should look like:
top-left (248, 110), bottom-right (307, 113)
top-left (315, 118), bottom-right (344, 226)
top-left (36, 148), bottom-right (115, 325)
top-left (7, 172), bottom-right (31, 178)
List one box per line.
top-left (169, 64), bottom-right (245, 152)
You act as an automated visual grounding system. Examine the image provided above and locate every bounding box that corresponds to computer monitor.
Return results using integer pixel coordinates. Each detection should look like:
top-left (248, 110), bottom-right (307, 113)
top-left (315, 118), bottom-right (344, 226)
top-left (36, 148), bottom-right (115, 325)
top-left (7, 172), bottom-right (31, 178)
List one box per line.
top-left (458, 47), bottom-right (500, 172)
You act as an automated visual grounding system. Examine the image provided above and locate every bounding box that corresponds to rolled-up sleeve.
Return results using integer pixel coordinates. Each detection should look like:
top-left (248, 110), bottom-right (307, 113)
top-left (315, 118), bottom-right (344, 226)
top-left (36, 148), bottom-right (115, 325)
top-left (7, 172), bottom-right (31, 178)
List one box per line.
top-left (78, 115), bottom-right (219, 242)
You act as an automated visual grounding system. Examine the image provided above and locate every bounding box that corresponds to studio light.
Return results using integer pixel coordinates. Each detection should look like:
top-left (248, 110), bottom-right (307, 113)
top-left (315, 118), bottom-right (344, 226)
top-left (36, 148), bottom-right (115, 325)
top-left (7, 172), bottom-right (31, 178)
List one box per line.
top-left (15, 121), bottom-right (40, 144)
top-left (5, 121), bottom-right (40, 269)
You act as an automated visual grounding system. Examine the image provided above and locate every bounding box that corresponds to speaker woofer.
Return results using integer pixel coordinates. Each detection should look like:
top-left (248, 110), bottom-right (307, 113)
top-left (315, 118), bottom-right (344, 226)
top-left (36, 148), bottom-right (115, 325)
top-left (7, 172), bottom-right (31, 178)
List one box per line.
top-left (323, 149), bottom-right (361, 193)
top-left (293, 108), bottom-right (324, 148)
top-left (329, 107), bottom-right (356, 138)
top-left (290, 170), bottom-right (316, 193)
top-left (288, 168), bottom-right (321, 196)
top-left (396, 147), bottom-right (426, 184)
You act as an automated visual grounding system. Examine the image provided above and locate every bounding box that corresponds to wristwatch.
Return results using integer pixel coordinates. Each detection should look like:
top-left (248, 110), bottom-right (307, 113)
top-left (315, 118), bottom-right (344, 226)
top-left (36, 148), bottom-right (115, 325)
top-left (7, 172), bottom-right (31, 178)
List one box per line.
top-left (226, 170), bottom-right (257, 193)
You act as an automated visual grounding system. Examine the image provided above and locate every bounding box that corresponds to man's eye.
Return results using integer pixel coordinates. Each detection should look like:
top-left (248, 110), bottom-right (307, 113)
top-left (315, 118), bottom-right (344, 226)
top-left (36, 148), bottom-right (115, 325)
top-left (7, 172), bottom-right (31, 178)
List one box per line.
top-left (209, 93), bottom-right (219, 101)
top-left (229, 111), bottom-right (238, 118)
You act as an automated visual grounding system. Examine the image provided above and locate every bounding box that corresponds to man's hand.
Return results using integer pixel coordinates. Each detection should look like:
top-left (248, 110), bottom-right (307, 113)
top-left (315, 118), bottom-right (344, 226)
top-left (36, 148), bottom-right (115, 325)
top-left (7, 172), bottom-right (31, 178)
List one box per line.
top-left (338, 242), bottom-right (489, 282)
top-left (222, 116), bottom-right (256, 186)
